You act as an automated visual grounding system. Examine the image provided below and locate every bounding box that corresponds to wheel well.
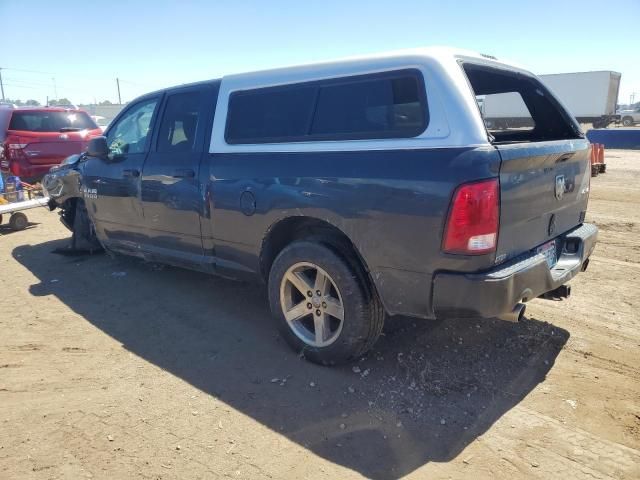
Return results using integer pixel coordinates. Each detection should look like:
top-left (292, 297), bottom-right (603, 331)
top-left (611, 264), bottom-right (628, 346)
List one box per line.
top-left (260, 217), bottom-right (370, 281)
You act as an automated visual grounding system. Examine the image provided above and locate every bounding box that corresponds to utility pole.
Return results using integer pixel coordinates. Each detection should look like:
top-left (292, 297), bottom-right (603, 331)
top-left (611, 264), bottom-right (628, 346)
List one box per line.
top-left (116, 78), bottom-right (122, 104)
top-left (0, 67), bottom-right (5, 101)
top-left (52, 77), bottom-right (58, 101)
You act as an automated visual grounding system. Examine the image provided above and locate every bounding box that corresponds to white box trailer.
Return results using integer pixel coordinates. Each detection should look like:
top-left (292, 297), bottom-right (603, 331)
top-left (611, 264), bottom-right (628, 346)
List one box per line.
top-left (482, 71), bottom-right (622, 128)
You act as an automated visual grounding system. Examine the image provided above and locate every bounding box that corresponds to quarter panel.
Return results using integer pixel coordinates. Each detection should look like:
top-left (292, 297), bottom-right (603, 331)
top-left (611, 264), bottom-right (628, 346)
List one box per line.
top-left (204, 146), bottom-right (501, 317)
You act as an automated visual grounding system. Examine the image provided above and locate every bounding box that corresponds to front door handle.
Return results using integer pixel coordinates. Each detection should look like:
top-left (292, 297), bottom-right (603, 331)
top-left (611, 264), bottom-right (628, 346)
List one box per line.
top-left (174, 168), bottom-right (195, 178)
top-left (123, 169), bottom-right (140, 178)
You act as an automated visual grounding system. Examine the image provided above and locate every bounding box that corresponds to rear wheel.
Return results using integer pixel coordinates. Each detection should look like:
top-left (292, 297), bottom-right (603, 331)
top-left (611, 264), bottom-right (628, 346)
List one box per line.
top-left (622, 116), bottom-right (634, 127)
top-left (268, 241), bottom-right (384, 365)
top-left (9, 212), bottom-right (28, 231)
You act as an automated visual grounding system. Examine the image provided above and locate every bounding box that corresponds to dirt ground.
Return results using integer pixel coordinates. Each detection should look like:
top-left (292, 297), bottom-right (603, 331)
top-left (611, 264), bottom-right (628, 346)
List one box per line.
top-left (1, 150), bottom-right (639, 480)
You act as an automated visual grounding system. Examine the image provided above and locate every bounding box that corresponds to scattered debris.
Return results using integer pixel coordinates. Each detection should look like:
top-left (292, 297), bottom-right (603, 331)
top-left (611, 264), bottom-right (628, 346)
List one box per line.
top-left (107, 435), bottom-right (114, 442)
top-left (565, 399), bottom-right (577, 409)
top-left (111, 271), bottom-right (127, 277)
top-left (352, 366), bottom-right (361, 374)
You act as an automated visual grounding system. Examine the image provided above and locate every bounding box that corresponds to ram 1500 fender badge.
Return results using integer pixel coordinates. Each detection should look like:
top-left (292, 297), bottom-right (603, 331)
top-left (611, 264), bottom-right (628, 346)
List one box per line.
top-left (555, 175), bottom-right (566, 200)
top-left (80, 186), bottom-right (98, 200)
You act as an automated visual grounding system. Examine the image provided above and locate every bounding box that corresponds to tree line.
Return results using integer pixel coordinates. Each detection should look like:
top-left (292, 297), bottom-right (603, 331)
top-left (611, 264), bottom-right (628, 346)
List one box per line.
top-left (1, 98), bottom-right (116, 106)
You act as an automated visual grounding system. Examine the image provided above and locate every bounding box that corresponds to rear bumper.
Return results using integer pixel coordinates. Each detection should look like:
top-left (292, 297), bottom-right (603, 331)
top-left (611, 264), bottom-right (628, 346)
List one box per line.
top-left (432, 223), bottom-right (597, 319)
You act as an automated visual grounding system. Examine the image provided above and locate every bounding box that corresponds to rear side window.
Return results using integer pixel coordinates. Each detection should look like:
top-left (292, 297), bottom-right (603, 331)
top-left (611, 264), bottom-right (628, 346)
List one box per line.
top-left (157, 91), bottom-right (202, 153)
top-left (9, 111), bottom-right (97, 132)
top-left (225, 70), bottom-right (427, 144)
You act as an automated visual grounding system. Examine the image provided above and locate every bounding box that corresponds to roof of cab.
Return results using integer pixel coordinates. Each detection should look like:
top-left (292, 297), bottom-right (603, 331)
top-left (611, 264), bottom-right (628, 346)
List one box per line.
top-left (137, 79), bottom-right (221, 100)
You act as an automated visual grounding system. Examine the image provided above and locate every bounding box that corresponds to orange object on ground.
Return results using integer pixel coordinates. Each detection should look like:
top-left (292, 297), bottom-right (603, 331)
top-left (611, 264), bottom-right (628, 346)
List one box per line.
top-left (597, 144), bottom-right (605, 164)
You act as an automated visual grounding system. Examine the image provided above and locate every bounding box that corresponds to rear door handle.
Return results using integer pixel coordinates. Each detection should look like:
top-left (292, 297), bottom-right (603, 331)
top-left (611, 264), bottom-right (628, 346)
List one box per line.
top-left (174, 168), bottom-right (195, 178)
top-left (123, 169), bottom-right (140, 178)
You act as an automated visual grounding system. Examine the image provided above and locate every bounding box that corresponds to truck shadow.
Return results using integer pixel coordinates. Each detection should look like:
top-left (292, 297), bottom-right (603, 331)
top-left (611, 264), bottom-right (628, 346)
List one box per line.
top-left (13, 239), bottom-right (569, 480)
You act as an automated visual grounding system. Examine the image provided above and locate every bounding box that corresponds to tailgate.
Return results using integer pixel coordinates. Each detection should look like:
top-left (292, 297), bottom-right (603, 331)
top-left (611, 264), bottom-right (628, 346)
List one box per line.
top-left (496, 139), bottom-right (591, 260)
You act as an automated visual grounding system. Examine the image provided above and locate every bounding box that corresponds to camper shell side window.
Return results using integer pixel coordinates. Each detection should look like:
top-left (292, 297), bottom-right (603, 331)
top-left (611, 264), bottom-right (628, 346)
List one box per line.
top-left (225, 69), bottom-right (428, 144)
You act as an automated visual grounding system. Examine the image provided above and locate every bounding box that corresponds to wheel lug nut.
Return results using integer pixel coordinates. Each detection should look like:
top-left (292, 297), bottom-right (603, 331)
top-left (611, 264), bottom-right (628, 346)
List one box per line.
top-left (315, 309), bottom-right (321, 316)
top-left (307, 291), bottom-right (312, 297)
top-left (307, 303), bottom-right (312, 309)
top-left (322, 302), bottom-right (327, 308)
top-left (316, 290), bottom-right (321, 296)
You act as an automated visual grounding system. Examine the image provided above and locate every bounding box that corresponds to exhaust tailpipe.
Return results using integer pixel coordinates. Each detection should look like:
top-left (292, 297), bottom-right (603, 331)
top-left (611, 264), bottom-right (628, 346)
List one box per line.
top-left (498, 303), bottom-right (526, 323)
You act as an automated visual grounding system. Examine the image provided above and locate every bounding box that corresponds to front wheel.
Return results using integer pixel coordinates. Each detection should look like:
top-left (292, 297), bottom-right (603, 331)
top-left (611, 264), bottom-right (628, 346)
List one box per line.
top-left (268, 241), bottom-right (384, 365)
top-left (622, 117), bottom-right (634, 127)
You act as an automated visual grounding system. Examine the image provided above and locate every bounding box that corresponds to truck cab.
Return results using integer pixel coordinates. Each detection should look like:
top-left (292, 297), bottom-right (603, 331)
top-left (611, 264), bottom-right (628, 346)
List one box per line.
top-left (44, 47), bottom-right (597, 365)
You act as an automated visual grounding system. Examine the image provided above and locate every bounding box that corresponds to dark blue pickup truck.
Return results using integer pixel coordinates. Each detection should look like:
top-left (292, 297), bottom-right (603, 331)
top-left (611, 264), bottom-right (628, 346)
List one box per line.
top-left (44, 48), bottom-right (597, 365)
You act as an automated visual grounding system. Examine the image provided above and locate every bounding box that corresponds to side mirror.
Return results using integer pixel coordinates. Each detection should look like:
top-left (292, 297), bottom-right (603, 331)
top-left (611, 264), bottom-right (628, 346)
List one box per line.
top-left (87, 136), bottom-right (109, 159)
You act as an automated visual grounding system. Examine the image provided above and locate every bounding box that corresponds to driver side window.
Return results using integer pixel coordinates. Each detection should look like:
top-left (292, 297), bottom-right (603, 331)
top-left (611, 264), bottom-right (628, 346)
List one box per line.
top-left (106, 98), bottom-right (158, 158)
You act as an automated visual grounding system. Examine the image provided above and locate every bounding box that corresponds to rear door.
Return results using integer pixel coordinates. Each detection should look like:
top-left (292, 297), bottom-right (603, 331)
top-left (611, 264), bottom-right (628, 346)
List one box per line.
top-left (463, 63), bottom-right (590, 262)
top-left (140, 86), bottom-right (211, 258)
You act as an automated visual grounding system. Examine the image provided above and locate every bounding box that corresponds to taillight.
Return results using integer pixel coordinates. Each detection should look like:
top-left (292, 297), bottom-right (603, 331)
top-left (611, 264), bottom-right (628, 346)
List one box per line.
top-left (443, 178), bottom-right (499, 255)
top-left (5, 138), bottom-right (27, 176)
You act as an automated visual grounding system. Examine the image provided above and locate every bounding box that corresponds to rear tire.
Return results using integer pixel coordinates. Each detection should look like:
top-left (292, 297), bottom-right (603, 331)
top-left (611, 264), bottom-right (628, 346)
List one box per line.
top-left (9, 212), bottom-right (28, 231)
top-left (268, 241), bottom-right (384, 365)
top-left (622, 116), bottom-right (634, 127)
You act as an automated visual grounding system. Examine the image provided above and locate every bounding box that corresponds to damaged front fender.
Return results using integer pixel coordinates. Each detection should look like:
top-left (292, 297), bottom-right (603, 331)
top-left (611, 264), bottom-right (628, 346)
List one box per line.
top-left (42, 154), bottom-right (103, 253)
top-left (43, 154), bottom-right (84, 208)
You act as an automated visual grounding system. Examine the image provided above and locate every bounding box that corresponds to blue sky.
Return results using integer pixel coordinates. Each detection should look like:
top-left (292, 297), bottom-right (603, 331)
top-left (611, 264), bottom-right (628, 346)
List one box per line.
top-left (1, 0), bottom-right (639, 105)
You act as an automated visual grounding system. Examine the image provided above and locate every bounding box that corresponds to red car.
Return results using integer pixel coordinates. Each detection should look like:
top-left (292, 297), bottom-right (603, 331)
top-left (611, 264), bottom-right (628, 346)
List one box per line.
top-left (0, 106), bottom-right (102, 181)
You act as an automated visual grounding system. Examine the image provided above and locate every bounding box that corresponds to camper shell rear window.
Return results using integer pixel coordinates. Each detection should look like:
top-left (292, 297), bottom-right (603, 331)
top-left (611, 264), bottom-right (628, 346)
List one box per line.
top-left (462, 63), bottom-right (582, 144)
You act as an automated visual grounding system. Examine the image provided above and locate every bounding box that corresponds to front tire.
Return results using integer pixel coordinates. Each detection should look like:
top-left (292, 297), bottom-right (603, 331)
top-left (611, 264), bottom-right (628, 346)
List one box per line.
top-left (268, 241), bottom-right (384, 365)
top-left (622, 116), bottom-right (634, 127)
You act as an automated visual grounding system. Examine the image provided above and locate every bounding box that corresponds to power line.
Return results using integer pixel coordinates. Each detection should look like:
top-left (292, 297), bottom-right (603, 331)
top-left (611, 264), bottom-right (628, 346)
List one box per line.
top-left (1, 66), bottom-right (55, 75)
top-left (1, 82), bottom-right (39, 89)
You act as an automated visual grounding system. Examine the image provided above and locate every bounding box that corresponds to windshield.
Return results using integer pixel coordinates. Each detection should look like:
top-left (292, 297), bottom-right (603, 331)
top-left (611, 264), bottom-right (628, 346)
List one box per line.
top-left (8, 111), bottom-right (98, 132)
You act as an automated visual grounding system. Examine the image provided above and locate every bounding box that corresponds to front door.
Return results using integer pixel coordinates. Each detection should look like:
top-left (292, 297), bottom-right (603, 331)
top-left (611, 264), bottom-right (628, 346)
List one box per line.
top-left (82, 96), bottom-right (160, 247)
top-left (140, 87), bottom-right (208, 258)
